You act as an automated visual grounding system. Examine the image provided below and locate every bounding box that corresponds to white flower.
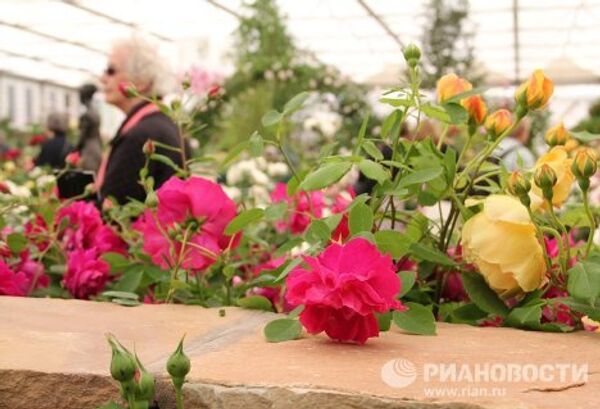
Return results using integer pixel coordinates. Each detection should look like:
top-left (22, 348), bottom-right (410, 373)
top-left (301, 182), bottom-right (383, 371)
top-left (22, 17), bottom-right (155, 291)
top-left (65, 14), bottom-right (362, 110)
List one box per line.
top-left (221, 185), bottom-right (241, 201)
top-left (4, 180), bottom-right (31, 197)
top-left (264, 70), bottom-right (274, 80)
top-left (189, 138), bottom-right (200, 150)
top-left (3, 161), bottom-right (16, 172)
top-left (290, 241), bottom-right (311, 257)
top-left (277, 70), bottom-right (287, 81)
top-left (254, 157), bottom-right (267, 170)
top-left (249, 185), bottom-right (271, 207)
top-left (251, 168), bottom-right (270, 186)
top-left (36, 174), bottom-right (56, 190)
top-left (266, 162), bottom-right (288, 178)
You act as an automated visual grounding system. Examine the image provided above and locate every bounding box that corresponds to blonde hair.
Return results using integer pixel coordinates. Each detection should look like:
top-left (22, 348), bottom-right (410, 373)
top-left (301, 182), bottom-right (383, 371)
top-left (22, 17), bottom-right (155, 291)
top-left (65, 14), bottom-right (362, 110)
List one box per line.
top-left (113, 35), bottom-right (172, 97)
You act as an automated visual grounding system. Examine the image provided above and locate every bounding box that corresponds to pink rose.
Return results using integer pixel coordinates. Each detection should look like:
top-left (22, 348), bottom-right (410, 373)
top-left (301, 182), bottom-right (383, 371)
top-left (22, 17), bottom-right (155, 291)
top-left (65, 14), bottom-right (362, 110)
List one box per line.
top-left (285, 237), bottom-right (405, 344)
top-left (248, 257), bottom-right (286, 309)
top-left (0, 259), bottom-right (28, 296)
top-left (63, 249), bottom-right (110, 299)
top-left (134, 176), bottom-right (239, 272)
top-left (14, 251), bottom-right (48, 290)
top-left (330, 189), bottom-right (354, 242)
top-left (65, 151), bottom-right (81, 167)
top-left (271, 182), bottom-right (324, 234)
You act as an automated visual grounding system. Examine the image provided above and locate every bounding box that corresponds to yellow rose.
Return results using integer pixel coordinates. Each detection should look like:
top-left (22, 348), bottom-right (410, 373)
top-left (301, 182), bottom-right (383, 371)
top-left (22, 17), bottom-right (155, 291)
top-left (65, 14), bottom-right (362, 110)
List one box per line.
top-left (530, 147), bottom-right (575, 208)
top-left (515, 69), bottom-right (554, 110)
top-left (461, 195), bottom-right (546, 298)
top-left (484, 109), bottom-right (513, 138)
top-left (437, 73), bottom-right (472, 103)
top-left (544, 123), bottom-right (570, 147)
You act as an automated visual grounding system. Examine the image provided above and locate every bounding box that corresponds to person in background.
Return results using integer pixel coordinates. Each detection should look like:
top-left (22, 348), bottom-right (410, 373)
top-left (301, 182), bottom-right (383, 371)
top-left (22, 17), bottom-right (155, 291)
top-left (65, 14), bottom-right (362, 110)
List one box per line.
top-left (34, 112), bottom-right (72, 169)
top-left (493, 119), bottom-right (535, 171)
top-left (98, 36), bottom-right (183, 205)
top-left (75, 83), bottom-right (102, 172)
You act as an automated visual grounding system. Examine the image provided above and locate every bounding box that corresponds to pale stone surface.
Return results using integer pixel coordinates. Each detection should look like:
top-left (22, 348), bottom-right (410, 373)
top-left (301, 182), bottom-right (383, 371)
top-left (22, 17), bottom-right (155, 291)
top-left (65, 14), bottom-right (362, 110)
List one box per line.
top-left (0, 296), bottom-right (598, 409)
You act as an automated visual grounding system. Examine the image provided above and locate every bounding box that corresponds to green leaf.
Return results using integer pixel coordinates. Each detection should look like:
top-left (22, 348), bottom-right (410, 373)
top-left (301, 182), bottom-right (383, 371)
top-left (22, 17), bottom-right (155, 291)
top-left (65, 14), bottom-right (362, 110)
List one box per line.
top-left (570, 130), bottom-right (600, 143)
top-left (237, 295), bottom-right (273, 311)
top-left (264, 202), bottom-right (287, 221)
top-left (323, 213), bottom-right (343, 231)
top-left (362, 140), bottom-right (384, 161)
top-left (355, 114), bottom-right (370, 152)
top-left (225, 208), bottom-right (264, 235)
top-left (219, 141), bottom-right (249, 170)
top-left (461, 273), bottom-right (509, 317)
top-left (249, 131), bottom-right (264, 157)
top-left (398, 167), bottom-right (443, 188)
top-left (305, 219), bottom-right (331, 244)
top-left (567, 260), bottom-right (600, 305)
top-left (443, 147), bottom-right (457, 184)
top-left (377, 311), bottom-right (393, 331)
top-left (393, 302), bottom-right (437, 335)
top-left (506, 305), bottom-right (542, 329)
top-left (374, 230), bottom-right (412, 258)
top-left (264, 318), bottom-right (303, 343)
top-left (98, 401), bottom-right (127, 409)
top-left (559, 297), bottom-right (600, 321)
top-left (288, 304), bottom-right (304, 319)
top-left (409, 243), bottom-right (455, 267)
top-left (262, 110), bottom-right (283, 127)
top-left (358, 159), bottom-right (388, 184)
top-left (102, 291), bottom-right (139, 300)
top-left (381, 110), bottom-right (402, 139)
top-left (379, 98), bottom-right (411, 107)
top-left (111, 298), bottom-right (140, 307)
top-left (274, 258), bottom-right (303, 283)
top-left (398, 270), bottom-right (417, 298)
top-left (283, 92), bottom-right (310, 115)
top-left (451, 303), bottom-right (489, 322)
top-left (421, 104), bottom-right (450, 122)
top-left (7, 232), bottom-right (27, 254)
top-left (349, 203), bottom-right (373, 235)
top-left (274, 237), bottom-right (305, 257)
top-left (149, 153), bottom-right (182, 173)
top-left (299, 162), bottom-right (352, 191)
top-left (113, 267), bottom-right (143, 292)
top-left (102, 252), bottom-right (130, 273)
top-left (285, 170), bottom-right (307, 196)
top-left (443, 102), bottom-right (468, 124)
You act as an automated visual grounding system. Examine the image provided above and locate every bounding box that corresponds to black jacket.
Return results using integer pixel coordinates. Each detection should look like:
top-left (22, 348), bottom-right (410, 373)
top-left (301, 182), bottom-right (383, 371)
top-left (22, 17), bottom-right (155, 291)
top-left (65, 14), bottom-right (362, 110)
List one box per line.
top-left (100, 102), bottom-right (184, 205)
top-left (34, 133), bottom-right (71, 169)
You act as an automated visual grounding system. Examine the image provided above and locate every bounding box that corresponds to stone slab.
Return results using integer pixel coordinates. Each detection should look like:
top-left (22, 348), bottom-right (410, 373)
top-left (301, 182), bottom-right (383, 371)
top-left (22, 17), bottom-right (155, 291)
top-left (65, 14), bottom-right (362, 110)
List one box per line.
top-left (0, 296), bottom-right (598, 409)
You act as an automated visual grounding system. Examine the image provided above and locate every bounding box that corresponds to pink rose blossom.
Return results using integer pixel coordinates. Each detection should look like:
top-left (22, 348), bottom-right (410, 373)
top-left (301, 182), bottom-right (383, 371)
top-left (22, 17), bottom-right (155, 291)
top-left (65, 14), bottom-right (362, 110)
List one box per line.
top-left (63, 249), bottom-right (110, 299)
top-left (285, 237), bottom-right (405, 344)
top-left (0, 259), bottom-right (28, 296)
top-left (134, 176), bottom-right (239, 272)
top-left (271, 182), bottom-right (324, 234)
top-left (330, 189), bottom-right (354, 242)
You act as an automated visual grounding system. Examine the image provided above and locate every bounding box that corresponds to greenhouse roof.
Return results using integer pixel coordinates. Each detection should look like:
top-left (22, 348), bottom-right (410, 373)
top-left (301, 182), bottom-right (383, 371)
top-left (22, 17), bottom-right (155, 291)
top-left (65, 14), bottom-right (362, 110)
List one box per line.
top-left (1, 0), bottom-right (600, 88)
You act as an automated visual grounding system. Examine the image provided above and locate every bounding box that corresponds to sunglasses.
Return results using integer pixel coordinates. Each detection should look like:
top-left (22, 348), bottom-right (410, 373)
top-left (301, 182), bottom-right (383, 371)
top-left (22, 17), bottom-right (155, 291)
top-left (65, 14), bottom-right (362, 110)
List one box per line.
top-left (104, 66), bottom-right (118, 76)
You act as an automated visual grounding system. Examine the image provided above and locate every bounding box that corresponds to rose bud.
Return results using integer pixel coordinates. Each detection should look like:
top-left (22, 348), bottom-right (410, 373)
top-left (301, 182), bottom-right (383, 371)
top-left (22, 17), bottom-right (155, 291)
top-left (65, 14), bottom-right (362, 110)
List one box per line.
top-left (507, 171), bottom-right (532, 208)
top-left (436, 73), bottom-right (472, 103)
top-left (118, 81), bottom-right (138, 98)
top-left (461, 95), bottom-right (487, 125)
top-left (142, 140), bottom-right (155, 156)
top-left (484, 109), bottom-right (513, 139)
top-left (106, 334), bottom-right (137, 383)
top-left (133, 353), bottom-right (155, 402)
top-left (167, 335), bottom-right (191, 389)
top-left (572, 148), bottom-right (598, 191)
top-left (208, 85), bottom-right (221, 99)
top-left (534, 164), bottom-right (558, 201)
top-left (65, 151), bottom-right (81, 167)
top-left (544, 123), bottom-right (570, 147)
top-left (403, 43), bottom-right (421, 68)
top-left (515, 69), bottom-right (554, 112)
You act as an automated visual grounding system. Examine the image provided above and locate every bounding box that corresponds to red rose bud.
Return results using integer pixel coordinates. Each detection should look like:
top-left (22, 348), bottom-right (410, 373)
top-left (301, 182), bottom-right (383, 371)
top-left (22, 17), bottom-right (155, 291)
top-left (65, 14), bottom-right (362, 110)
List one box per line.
top-left (544, 123), bottom-right (570, 147)
top-left (65, 151), bottom-right (81, 167)
top-left (133, 352), bottom-right (155, 401)
top-left (3, 148), bottom-right (21, 161)
top-left (208, 85), bottom-right (221, 99)
top-left (143, 140), bottom-right (155, 156)
top-left (0, 182), bottom-right (9, 194)
top-left (29, 134), bottom-right (47, 146)
top-left (534, 164), bottom-right (558, 201)
top-left (118, 81), bottom-right (138, 98)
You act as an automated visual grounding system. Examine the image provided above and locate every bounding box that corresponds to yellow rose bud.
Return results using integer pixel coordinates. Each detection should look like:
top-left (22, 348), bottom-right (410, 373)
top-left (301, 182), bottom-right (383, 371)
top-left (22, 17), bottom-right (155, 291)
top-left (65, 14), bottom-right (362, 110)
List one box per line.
top-left (437, 73), bottom-right (472, 103)
top-left (515, 69), bottom-right (554, 111)
top-left (461, 195), bottom-right (546, 298)
top-left (572, 149), bottom-right (598, 180)
top-left (544, 123), bottom-right (570, 147)
top-left (484, 109), bottom-right (513, 138)
top-left (564, 138), bottom-right (579, 153)
top-left (530, 147), bottom-right (575, 208)
top-left (508, 171), bottom-right (531, 196)
top-left (461, 95), bottom-right (487, 125)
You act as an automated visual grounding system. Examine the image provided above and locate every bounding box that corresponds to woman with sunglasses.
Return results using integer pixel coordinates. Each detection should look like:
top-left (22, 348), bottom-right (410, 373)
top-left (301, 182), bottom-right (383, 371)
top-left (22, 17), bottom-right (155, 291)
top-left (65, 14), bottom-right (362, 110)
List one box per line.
top-left (98, 36), bottom-right (184, 206)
